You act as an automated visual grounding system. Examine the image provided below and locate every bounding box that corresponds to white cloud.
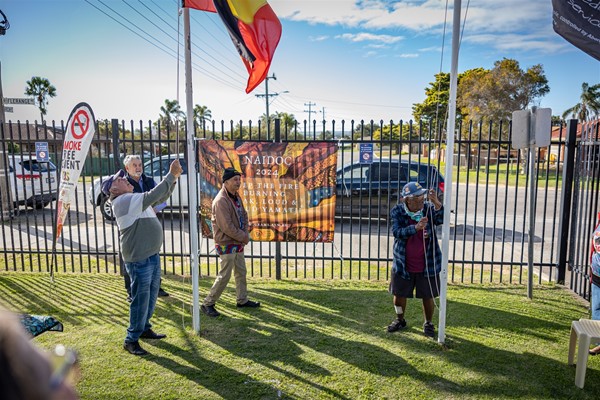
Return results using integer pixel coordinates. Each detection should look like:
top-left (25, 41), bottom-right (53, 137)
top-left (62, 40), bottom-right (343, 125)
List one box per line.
top-left (270, 0), bottom-right (562, 53)
top-left (335, 32), bottom-right (403, 44)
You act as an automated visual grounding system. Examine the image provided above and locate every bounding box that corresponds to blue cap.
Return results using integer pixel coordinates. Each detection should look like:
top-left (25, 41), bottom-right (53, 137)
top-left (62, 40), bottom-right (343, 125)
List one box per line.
top-left (101, 169), bottom-right (126, 196)
top-left (402, 182), bottom-right (427, 198)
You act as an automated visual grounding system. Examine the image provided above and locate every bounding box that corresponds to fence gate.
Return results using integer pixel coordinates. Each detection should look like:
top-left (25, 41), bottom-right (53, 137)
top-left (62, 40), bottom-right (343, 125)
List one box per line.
top-left (567, 120), bottom-right (600, 301)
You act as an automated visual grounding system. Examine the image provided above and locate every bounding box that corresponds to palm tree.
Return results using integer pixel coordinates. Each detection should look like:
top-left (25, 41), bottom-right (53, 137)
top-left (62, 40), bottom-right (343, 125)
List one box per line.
top-left (24, 76), bottom-right (57, 123)
top-left (193, 104), bottom-right (212, 128)
top-left (159, 99), bottom-right (184, 131)
top-left (562, 82), bottom-right (600, 122)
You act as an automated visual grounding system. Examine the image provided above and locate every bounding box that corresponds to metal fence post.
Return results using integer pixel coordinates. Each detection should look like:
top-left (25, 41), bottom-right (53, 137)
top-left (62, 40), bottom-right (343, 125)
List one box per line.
top-left (111, 119), bottom-right (121, 169)
top-left (557, 119), bottom-right (578, 284)
top-left (274, 118), bottom-right (282, 280)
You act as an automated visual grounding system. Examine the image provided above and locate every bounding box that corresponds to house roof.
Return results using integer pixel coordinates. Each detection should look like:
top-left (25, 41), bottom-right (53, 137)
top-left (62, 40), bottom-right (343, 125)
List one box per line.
top-left (1, 122), bottom-right (64, 143)
top-left (551, 120), bottom-right (599, 140)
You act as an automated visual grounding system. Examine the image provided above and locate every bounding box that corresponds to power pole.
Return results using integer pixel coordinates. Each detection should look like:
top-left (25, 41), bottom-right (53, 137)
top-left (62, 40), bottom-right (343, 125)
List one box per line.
top-left (304, 102), bottom-right (317, 136)
top-left (255, 74), bottom-right (287, 138)
top-left (319, 107), bottom-right (328, 139)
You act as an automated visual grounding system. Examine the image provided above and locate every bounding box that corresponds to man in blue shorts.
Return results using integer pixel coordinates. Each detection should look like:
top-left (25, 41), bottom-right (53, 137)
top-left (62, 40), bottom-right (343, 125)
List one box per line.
top-left (388, 182), bottom-right (444, 338)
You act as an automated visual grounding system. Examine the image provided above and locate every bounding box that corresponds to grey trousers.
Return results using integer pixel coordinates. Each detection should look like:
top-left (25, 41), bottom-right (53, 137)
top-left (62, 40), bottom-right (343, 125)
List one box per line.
top-left (203, 252), bottom-right (248, 306)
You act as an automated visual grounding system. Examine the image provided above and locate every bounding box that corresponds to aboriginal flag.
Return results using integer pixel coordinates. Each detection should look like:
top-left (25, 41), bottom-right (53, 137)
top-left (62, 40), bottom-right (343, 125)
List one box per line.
top-left (184, 0), bottom-right (282, 93)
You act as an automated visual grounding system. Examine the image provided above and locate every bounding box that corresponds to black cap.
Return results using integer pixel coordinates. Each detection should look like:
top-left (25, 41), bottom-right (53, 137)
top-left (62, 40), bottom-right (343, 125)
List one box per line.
top-left (222, 167), bottom-right (241, 183)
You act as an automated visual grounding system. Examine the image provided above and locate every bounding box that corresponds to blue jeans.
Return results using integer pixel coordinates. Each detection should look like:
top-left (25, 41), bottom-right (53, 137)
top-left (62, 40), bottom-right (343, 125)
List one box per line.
top-left (592, 283), bottom-right (600, 321)
top-left (125, 254), bottom-right (161, 343)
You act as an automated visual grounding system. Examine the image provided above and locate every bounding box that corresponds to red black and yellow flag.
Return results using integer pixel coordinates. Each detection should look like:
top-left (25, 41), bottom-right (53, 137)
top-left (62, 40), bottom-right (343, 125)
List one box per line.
top-left (184, 0), bottom-right (282, 94)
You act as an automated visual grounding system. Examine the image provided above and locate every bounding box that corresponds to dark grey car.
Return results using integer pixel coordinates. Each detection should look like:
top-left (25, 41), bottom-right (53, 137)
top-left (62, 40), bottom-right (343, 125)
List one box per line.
top-left (335, 159), bottom-right (444, 218)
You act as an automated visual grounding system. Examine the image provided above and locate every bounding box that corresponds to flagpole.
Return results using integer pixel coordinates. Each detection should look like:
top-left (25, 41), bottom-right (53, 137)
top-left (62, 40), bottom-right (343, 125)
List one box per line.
top-left (438, 0), bottom-right (461, 345)
top-left (183, 5), bottom-right (201, 333)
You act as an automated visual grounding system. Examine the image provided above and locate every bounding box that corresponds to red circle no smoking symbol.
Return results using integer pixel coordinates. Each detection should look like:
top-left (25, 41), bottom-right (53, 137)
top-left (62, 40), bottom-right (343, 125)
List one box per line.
top-left (71, 110), bottom-right (90, 139)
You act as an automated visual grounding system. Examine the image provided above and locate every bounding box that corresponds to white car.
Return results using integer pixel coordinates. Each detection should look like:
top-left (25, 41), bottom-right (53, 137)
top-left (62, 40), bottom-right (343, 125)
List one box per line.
top-left (88, 154), bottom-right (192, 220)
top-left (5, 154), bottom-right (58, 209)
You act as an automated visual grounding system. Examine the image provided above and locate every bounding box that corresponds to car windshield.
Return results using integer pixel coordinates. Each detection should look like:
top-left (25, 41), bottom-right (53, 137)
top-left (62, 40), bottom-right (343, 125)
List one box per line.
top-left (21, 160), bottom-right (57, 172)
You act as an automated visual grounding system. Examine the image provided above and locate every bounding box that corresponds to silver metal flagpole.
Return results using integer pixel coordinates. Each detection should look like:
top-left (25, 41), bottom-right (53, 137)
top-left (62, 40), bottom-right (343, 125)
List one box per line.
top-left (438, 0), bottom-right (461, 345)
top-left (183, 6), bottom-right (201, 333)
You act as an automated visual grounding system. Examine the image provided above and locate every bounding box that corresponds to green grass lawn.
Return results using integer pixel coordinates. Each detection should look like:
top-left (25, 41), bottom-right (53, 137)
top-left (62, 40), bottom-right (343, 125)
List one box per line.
top-left (1, 272), bottom-right (598, 399)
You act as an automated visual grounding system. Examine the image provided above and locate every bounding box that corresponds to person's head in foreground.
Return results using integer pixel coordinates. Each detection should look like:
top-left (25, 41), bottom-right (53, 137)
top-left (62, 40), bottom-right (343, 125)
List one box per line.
top-left (401, 182), bottom-right (427, 212)
top-left (222, 167), bottom-right (242, 194)
top-left (101, 169), bottom-right (133, 199)
top-left (0, 309), bottom-right (79, 400)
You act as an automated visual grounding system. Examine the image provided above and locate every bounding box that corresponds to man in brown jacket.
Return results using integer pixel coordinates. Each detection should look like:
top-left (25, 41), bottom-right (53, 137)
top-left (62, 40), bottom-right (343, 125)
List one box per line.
top-left (201, 167), bottom-right (261, 317)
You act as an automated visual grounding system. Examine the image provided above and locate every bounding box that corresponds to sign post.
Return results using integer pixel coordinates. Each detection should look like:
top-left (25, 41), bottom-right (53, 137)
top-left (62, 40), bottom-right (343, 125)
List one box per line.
top-left (511, 107), bottom-right (551, 299)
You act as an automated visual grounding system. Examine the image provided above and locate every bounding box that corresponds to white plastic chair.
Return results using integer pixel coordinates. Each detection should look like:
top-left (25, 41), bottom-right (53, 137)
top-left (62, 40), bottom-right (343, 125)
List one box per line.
top-left (568, 319), bottom-right (600, 388)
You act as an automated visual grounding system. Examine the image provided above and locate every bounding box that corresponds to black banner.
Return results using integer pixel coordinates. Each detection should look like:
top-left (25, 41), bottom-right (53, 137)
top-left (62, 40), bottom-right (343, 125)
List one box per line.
top-left (553, 0), bottom-right (600, 61)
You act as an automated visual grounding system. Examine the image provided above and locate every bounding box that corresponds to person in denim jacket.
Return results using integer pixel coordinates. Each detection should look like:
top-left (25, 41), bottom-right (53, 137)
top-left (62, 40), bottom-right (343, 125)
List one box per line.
top-left (387, 182), bottom-right (444, 338)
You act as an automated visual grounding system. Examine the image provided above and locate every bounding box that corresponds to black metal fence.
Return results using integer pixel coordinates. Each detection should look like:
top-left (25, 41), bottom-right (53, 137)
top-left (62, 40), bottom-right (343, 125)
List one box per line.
top-left (0, 118), bottom-right (595, 291)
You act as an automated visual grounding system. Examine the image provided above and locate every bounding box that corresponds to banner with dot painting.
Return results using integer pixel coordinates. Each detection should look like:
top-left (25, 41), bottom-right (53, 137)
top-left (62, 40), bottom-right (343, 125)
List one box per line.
top-left (198, 140), bottom-right (338, 242)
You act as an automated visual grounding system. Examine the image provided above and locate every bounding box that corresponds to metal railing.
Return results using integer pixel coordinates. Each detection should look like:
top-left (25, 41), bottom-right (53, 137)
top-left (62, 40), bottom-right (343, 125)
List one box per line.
top-left (0, 118), bottom-right (593, 290)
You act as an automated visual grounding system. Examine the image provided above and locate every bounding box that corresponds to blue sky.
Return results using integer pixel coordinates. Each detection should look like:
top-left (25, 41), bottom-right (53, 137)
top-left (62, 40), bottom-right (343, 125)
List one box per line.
top-left (1, 0), bottom-right (599, 126)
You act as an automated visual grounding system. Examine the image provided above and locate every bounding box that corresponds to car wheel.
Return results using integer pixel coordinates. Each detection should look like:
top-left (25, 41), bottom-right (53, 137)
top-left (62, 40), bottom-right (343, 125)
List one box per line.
top-left (100, 195), bottom-right (115, 221)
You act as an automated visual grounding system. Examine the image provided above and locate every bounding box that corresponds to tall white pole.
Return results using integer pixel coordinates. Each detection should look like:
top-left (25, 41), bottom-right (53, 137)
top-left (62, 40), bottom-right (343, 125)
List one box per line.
top-left (183, 7), bottom-right (201, 333)
top-left (438, 0), bottom-right (461, 345)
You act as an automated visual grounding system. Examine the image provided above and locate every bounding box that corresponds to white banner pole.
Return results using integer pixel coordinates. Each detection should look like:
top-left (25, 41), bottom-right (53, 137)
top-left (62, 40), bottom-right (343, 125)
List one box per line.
top-left (438, 0), bottom-right (461, 345)
top-left (183, 6), bottom-right (201, 333)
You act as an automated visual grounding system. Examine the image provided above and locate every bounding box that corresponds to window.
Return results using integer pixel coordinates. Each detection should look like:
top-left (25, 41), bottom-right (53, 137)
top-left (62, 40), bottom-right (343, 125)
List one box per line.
top-left (145, 158), bottom-right (187, 177)
top-left (21, 160), bottom-right (57, 172)
top-left (342, 164), bottom-right (368, 181)
top-left (371, 163), bottom-right (403, 182)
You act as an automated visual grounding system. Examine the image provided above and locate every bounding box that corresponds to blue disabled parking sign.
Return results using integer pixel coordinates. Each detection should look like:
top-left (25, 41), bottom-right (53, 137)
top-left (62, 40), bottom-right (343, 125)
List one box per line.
top-left (360, 143), bottom-right (373, 164)
top-left (35, 142), bottom-right (49, 162)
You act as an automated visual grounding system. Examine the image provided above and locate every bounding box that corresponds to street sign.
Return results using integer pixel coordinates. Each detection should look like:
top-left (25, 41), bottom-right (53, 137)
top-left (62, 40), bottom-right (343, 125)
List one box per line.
top-left (36, 142), bottom-right (49, 162)
top-left (4, 107), bottom-right (13, 113)
top-left (511, 107), bottom-right (552, 149)
top-left (360, 143), bottom-right (373, 164)
top-left (3, 97), bottom-right (35, 105)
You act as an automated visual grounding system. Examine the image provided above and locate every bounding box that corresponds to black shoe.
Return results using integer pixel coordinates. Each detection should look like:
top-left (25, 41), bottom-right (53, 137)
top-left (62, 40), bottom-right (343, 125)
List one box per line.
top-left (140, 329), bottom-right (167, 339)
top-left (423, 322), bottom-right (436, 338)
top-left (158, 288), bottom-right (169, 297)
top-left (236, 300), bottom-right (261, 308)
top-left (201, 304), bottom-right (221, 317)
top-left (387, 318), bottom-right (407, 333)
top-left (126, 295), bottom-right (133, 303)
top-left (123, 341), bottom-right (148, 356)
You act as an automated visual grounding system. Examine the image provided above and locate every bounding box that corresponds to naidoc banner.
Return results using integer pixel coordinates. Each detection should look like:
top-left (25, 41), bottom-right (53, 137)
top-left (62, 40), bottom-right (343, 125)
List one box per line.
top-left (198, 140), bottom-right (338, 242)
top-left (552, 0), bottom-right (600, 61)
top-left (55, 103), bottom-right (96, 239)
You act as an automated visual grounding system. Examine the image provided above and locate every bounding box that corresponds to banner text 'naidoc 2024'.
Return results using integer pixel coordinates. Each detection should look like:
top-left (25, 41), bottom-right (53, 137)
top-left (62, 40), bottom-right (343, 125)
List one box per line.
top-left (198, 140), bottom-right (338, 242)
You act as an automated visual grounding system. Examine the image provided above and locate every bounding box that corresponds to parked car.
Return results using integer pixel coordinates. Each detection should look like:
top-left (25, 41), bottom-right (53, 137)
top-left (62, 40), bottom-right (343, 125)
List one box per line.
top-left (88, 154), bottom-right (190, 221)
top-left (5, 154), bottom-right (58, 209)
top-left (335, 159), bottom-right (444, 218)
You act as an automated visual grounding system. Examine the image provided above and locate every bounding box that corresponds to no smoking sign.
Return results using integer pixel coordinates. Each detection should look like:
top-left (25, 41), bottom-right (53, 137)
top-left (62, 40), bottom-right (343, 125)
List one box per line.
top-left (71, 109), bottom-right (90, 139)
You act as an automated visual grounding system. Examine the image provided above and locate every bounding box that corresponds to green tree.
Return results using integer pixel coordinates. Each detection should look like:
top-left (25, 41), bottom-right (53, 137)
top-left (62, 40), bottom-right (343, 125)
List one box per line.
top-left (562, 82), bottom-right (600, 122)
top-left (458, 58), bottom-right (549, 122)
top-left (193, 104), bottom-right (212, 126)
top-left (159, 99), bottom-right (184, 131)
top-left (24, 76), bottom-right (57, 123)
